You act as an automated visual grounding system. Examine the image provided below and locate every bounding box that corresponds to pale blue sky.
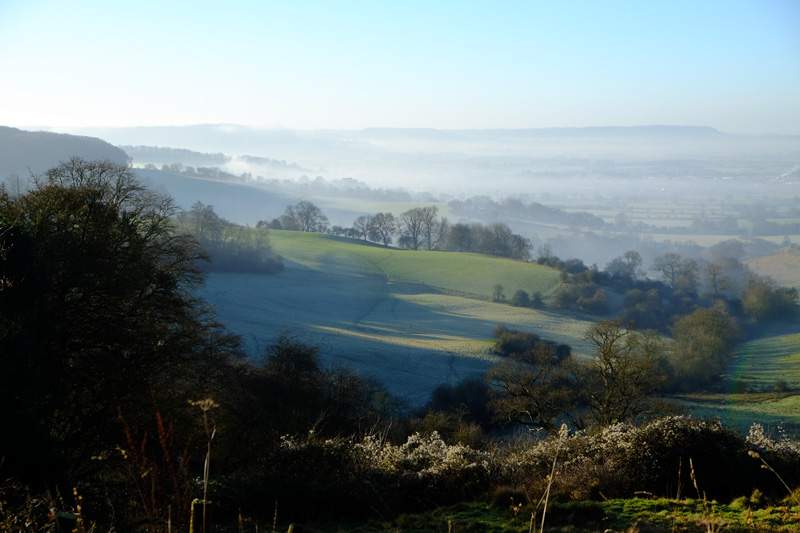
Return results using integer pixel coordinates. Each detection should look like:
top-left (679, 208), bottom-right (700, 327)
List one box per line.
top-left (1, 0), bottom-right (798, 132)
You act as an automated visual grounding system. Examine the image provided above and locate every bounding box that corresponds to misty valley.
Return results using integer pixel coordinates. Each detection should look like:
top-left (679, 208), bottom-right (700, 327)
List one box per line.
top-left (2, 123), bottom-right (799, 531)
top-left (2, 2), bottom-right (800, 529)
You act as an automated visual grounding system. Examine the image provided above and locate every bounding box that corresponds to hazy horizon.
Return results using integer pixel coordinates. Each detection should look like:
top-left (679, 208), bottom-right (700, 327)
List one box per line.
top-left (2, 0), bottom-right (799, 134)
top-left (18, 122), bottom-right (800, 137)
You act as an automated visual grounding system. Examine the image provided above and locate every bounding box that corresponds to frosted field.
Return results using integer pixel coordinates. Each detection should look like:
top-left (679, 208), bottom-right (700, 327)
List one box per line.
top-left (197, 232), bottom-right (593, 404)
top-left (200, 268), bottom-right (594, 405)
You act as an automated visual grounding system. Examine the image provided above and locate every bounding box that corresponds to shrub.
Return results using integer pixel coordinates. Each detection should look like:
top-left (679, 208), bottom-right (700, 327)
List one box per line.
top-left (530, 291), bottom-right (545, 308)
top-left (492, 284), bottom-right (506, 302)
top-left (501, 417), bottom-right (800, 502)
top-left (493, 325), bottom-right (571, 361)
top-left (237, 431), bottom-right (494, 521)
top-left (427, 378), bottom-right (493, 429)
top-left (510, 289), bottom-right (530, 307)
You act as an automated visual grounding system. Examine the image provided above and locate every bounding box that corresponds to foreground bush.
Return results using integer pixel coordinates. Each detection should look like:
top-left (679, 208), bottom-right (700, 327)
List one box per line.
top-left (501, 416), bottom-right (800, 502)
top-left (224, 431), bottom-right (493, 522)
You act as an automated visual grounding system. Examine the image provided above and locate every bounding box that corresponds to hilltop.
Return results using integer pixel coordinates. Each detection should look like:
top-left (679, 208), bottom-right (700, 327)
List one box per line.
top-left (0, 126), bottom-right (128, 180)
top-left (747, 248), bottom-right (800, 288)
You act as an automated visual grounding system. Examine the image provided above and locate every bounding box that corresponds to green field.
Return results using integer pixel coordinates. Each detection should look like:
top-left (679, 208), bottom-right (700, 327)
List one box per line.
top-left (726, 331), bottom-right (800, 390)
top-left (198, 231), bottom-right (591, 403)
top-left (673, 392), bottom-right (800, 434)
top-left (267, 230), bottom-right (562, 299)
top-left (671, 331), bottom-right (800, 433)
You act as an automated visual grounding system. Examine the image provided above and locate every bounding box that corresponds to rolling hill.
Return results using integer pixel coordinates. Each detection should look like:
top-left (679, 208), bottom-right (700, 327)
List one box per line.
top-left (198, 230), bottom-right (594, 403)
top-left (747, 248), bottom-right (800, 288)
top-left (266, 230), bottom-right (561, 299)
top-left (135, 168), bottom-right (296, 225)
top-left (0, 126), bottom-right (128, 181)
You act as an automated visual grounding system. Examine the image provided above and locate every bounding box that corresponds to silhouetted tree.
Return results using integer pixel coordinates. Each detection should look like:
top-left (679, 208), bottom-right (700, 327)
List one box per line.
top-left (0, 158), bottom-right (241, 485)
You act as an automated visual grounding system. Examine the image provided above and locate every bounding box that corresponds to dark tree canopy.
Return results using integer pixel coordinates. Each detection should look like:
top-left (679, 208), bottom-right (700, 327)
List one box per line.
top-left (0, 158), bottom-right (240, 483)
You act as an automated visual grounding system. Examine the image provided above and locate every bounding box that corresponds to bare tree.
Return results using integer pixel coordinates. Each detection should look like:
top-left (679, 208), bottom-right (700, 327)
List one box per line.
top-left (285, 201), bottom-right (329, 232)
top-left (367, 212), bottom-right (396, 247)
top-left (279, 205), bottom-right (301, 230)
top-left (582, 321), bottom-right (669, 426)
top-left (606, 250), bottom-right (643, 280)
top-left (487, 344), bottom-right (580, 432)
top-left (353, 214), bottom-right (371, 241)
top-left (419, 206), bottom-right (439, 250)
top-left (652, 252), bottom-right (683, 287)
top-left (180, 202), bottom-right (225, 240)
top-left (704, 261), bottom-right (729, 297)
top-left (399, 207), bottom-right (426, 249)
top-left (652, 252), bottom-right (698, 292)
top-left (432, 216), bottom-right (450, 250)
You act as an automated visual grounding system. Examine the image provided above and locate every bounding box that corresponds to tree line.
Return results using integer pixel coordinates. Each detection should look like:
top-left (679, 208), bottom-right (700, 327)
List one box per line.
top-left (535, 247), bottom-right (797, 327)
top-left (176, 201), bottom-right (283, 273)
top-left (261, 201), bottom-right (532, 260)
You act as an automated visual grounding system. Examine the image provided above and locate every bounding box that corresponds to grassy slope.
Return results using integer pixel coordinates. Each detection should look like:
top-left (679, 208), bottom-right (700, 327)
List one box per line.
top-left (670, 331), bottom-right (800, 433)
top-left (673, 392), bottom-right (800, 434)
top-left (199, 230), bottom-right (593, 404)
top-left (727, 332), bottom-right (800, 390)
top-left (267, 230), bottom-right (562, 299)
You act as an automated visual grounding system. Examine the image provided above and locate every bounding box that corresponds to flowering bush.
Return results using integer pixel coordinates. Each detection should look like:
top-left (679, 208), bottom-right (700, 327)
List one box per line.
top-left (501, 417), bottom-right (800, 501)
top-left (747, 423), bottom-right (800, 456)
top-left (356, 431), bottom-right (491, 479)
top-left (226, 431), bottom-right (494, 520)
top-left (224, 419), bottom-right (800, 522)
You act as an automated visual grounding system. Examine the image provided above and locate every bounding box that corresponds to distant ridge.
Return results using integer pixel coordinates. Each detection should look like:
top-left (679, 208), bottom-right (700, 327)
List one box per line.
top-left (66, 123), bottom-right (731, 155)
top-left (0, 126), bottom-right (129, 179)
top-left (359, 125), bottom-right (724, 138)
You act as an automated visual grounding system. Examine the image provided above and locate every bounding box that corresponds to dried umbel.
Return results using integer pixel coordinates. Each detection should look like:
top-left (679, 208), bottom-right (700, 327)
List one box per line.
top-left (189, 398), bottom-right (219, 413)
top-left (189, 398), bottom-right (218, 533)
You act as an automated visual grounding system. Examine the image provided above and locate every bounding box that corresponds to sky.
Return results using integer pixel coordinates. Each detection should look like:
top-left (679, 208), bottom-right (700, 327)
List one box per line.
top-left (0, 0), bottom-right (798, 133)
